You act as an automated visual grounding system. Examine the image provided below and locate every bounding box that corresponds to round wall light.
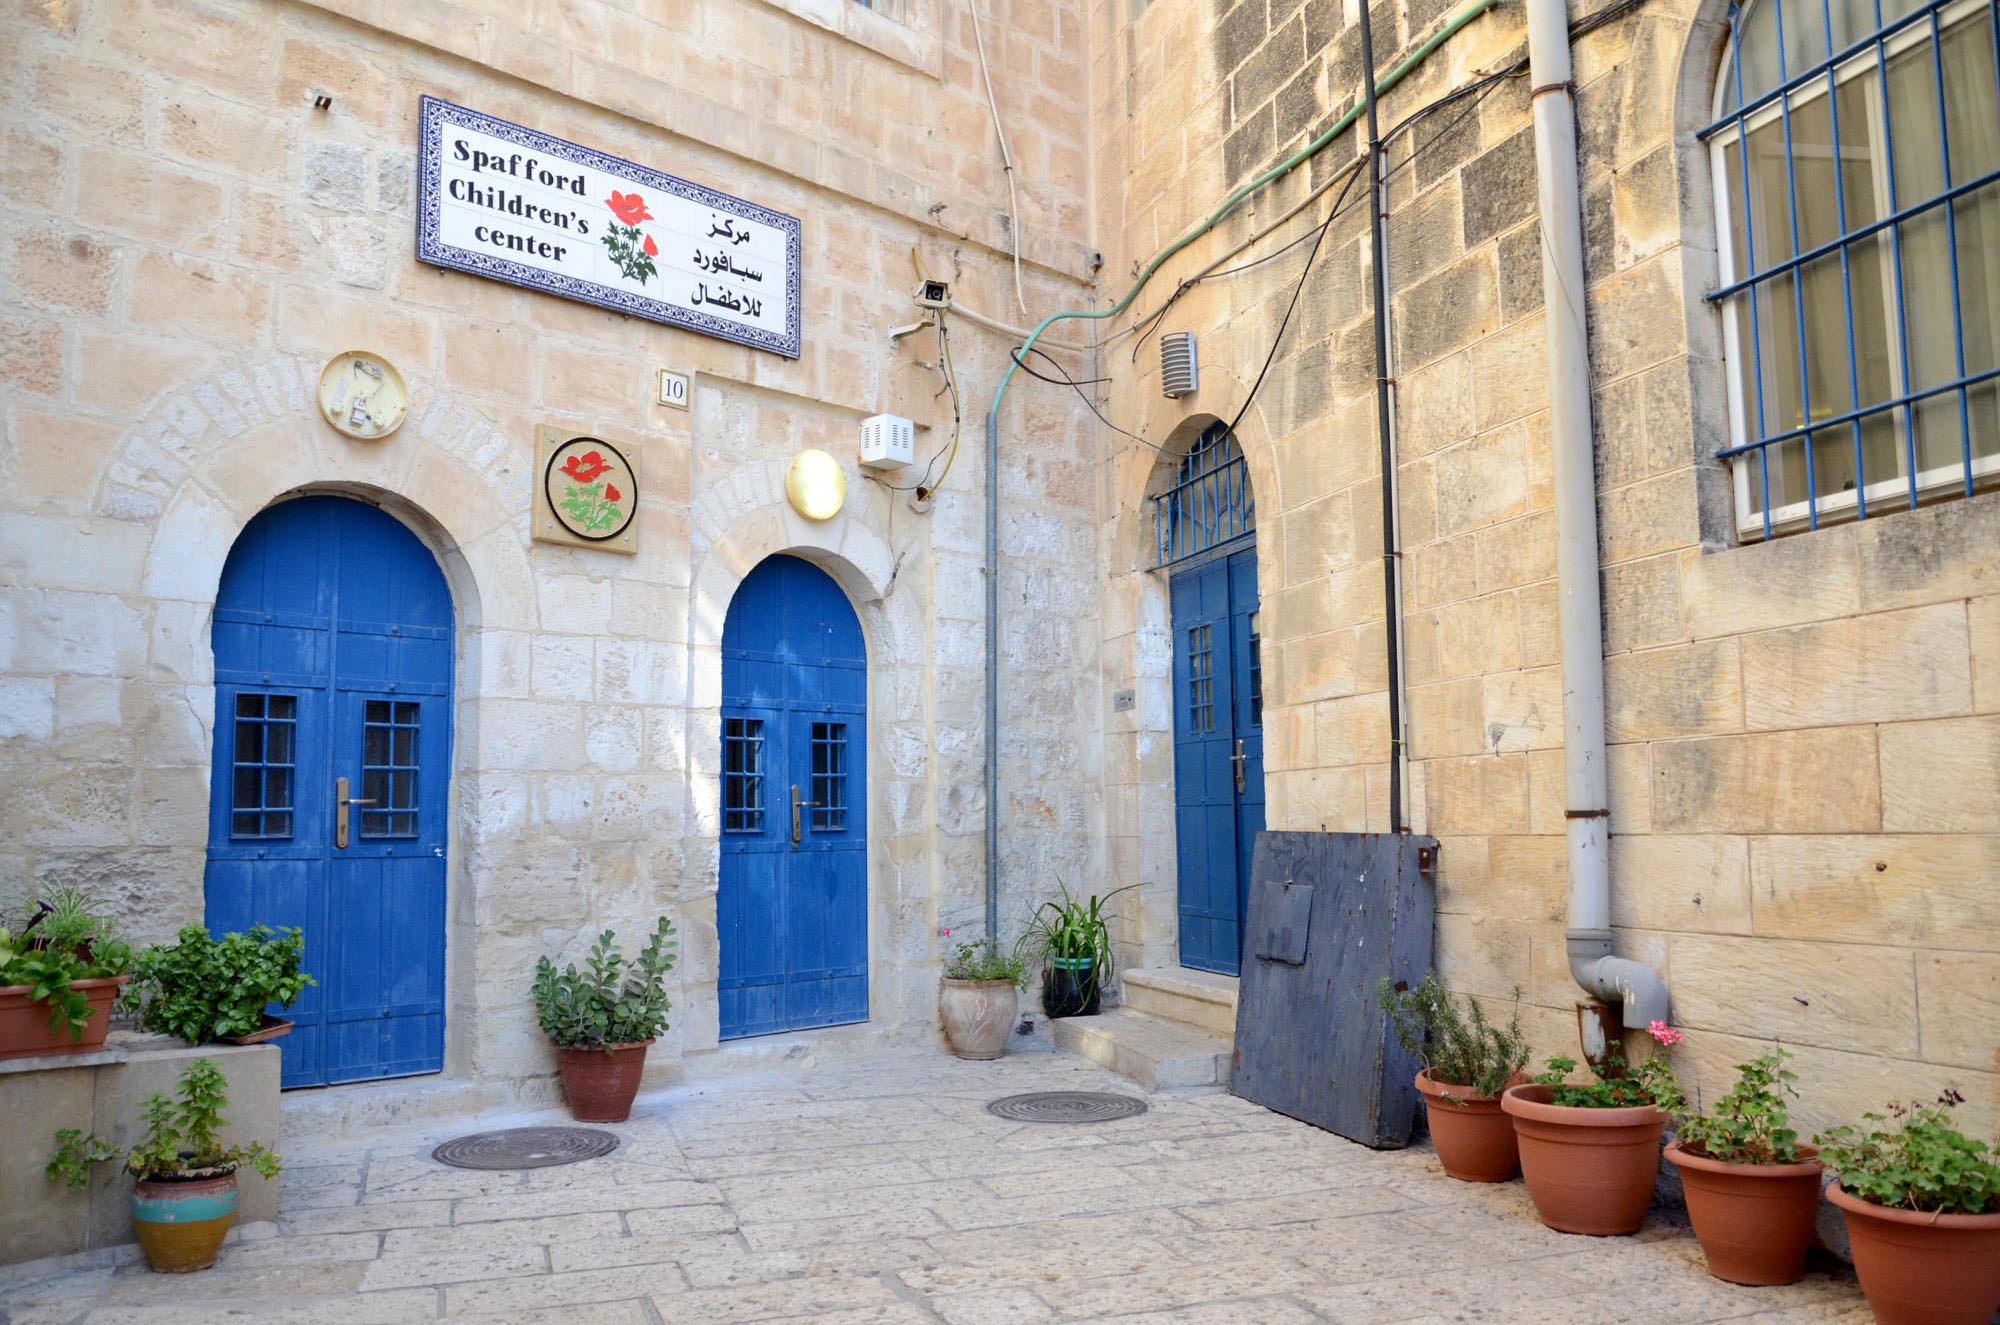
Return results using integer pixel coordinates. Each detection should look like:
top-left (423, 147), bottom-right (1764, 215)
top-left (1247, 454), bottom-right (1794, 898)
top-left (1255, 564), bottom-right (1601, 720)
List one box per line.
top-left (785, 448), bottom-right (846, 520)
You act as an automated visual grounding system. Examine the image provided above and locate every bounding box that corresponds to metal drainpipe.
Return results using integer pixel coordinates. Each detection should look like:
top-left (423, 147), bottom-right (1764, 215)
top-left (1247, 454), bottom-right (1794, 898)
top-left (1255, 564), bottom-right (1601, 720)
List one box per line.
top-left (984, 408), bottom-right (1000, 942)
top-left (1356, 0), bottom-right (1408, 834)
top-left (1525, 0), bottom-right (1669, 1029)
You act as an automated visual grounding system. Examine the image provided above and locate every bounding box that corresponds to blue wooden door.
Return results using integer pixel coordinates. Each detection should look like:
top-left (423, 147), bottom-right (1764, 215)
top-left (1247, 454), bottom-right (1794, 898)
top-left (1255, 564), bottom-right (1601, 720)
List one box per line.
top-left (718, 555), bottom-right (868, 1038)
top-left (1171, 545), bottom-right (1263, 975)
top-left (205, 496), bottom-right (452, 1088)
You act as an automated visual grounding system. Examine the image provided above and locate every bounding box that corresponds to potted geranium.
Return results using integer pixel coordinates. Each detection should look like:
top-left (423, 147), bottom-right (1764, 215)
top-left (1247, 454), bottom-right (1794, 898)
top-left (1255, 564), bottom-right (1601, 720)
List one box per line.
top-left (1817, 1089), bottom-right (2000, 1325)
top-left (532, 917), bottom-right (676, 1122)
top-left (939, 935), bottom-right (1027, 1060)
top-left (1, 876), bottom-right (135, 1060)
top-left (1378, 973), bottom-right (1531, 1182)
top-left (122, 925), bottom-right (314, 1045)
top-left (1501, 1021), bottom-right (1681, 1235)
top-left (1017, 880), bottom-right (1133, 1019)
top-left (45, 1057), bottom-right (281, 1273)
top-left (1660, 1048), bottom-right (1824, 1286)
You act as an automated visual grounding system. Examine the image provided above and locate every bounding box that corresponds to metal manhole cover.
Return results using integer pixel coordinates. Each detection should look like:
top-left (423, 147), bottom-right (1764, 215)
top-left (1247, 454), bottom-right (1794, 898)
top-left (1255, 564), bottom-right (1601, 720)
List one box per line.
top-left (986, 1091), bottom-right (1149, 1124)
top-left (432, 1126), bottom-right (620, 1170)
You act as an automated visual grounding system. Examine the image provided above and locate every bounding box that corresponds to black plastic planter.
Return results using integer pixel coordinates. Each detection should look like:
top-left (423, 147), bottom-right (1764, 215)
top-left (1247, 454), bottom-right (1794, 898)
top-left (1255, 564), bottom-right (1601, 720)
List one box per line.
top-left (1042, 957), bottom-right (1100, 1018)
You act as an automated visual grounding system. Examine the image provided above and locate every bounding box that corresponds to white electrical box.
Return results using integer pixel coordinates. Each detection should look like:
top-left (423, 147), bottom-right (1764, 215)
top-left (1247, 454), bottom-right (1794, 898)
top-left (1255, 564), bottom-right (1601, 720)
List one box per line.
top-left (858, 413), bottom-right (914, 470)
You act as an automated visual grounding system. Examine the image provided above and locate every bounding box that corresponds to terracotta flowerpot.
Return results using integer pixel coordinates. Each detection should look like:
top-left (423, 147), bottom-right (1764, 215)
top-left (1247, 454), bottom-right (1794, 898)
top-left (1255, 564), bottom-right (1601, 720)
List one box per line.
top-left (1665, 1141), bottom-right (1824, 1286)
top-left (556, 1040), bottom-right (651, 1122)
top-left (1501, 1083), bottom-right (1665, 1235)
top-left (1042, 957), bottom-right (1100, 1019)
top-left (1416, 1069), bottom-right (1529, 1182)
top-left (0, 976), bottom-right (129, 1060)
top-left (940, 979), bottom-right (1018, 1060)
top-left (131, 1170), bottom-right (239, 1273)
top-left (221, 1015), bottom-right (295, 1046)
top-left (1827, 1181), bottom-right (2000, 1325)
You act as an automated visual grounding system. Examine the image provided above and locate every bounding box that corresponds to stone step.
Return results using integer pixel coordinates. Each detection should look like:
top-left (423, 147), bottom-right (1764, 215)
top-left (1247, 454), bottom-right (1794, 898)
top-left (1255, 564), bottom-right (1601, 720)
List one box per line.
top-left (1119, 967), bottom-right (1239, 1036)
top-left (1049, 1007), bottom-right (1232, 1091)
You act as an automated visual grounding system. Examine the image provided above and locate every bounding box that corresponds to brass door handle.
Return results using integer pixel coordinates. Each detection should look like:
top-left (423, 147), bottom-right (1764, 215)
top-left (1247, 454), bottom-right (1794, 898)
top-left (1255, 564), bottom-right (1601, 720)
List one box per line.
top-left (1232, 740), bottom-right (1247, 795)
top-left (334, 777), bottom-right (375, 849)
top-left (790, 784), bottom-right (820, 845)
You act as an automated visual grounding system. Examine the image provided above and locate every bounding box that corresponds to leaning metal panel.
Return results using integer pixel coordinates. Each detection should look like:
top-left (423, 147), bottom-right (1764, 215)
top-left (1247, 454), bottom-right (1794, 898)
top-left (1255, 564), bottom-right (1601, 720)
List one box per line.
top-left (986, 1091), bottom-right (1149, 1123)
top-left (431, 1126), bottom-right (620, 1170)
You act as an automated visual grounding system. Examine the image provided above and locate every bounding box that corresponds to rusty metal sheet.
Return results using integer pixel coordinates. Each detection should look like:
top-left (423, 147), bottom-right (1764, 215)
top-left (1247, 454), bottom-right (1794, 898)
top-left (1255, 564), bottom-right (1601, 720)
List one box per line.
top-left (1230, 831), bottom-right (1437, 1148)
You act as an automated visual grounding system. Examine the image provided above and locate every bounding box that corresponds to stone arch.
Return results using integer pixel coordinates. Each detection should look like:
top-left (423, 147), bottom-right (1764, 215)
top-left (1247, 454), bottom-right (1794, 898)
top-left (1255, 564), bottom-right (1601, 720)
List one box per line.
top-left (677, 479), bottom-right (927, 1057)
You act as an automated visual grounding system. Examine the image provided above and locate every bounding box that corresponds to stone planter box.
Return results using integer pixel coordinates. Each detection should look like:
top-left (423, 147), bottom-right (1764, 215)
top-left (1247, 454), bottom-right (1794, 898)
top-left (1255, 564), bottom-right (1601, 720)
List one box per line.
top-left (0, 1033), bottom-right (281, 1268)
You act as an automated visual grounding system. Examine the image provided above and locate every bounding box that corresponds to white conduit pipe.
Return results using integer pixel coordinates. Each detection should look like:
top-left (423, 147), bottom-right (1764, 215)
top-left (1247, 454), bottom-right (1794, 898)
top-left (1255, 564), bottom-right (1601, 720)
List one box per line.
top-left (1525, 0), bottom-right (1670, 1029)
top-left (967, 0), bottom-right (1029, 317)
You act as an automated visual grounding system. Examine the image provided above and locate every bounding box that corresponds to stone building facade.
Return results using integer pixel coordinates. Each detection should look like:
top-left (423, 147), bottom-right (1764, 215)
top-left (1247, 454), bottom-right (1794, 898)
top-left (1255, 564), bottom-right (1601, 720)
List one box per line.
top-left (1, 0), bottom-right (1994, 1135)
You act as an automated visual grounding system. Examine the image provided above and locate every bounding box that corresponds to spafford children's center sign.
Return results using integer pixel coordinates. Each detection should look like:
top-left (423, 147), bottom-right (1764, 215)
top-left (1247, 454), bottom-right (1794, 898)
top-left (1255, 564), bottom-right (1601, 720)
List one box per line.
top-left (416, 97), bottom-right (802, 358)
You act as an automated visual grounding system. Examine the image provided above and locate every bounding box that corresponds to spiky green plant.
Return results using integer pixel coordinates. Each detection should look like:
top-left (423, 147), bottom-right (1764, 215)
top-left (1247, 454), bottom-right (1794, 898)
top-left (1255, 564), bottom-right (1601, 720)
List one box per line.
top-left (1377, 971), bottom-right (1531, 1099)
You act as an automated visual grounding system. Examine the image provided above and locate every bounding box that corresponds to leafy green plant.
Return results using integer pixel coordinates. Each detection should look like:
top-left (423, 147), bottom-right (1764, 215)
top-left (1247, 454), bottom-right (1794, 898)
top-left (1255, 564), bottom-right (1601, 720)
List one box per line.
top-left (1671, 1049), bottom-right (1804, 1165)
top-left (46, 1058), bottom-right (280, 1189)
top-left (3, 876), bottom-right (135, 1040)
top-left (1536, 1021), bottom-right (1685, 1111)
top-left (532, 917), bottom-right (677, 1050)
top-left (1016, 879), bottom-right (1135, 981)
top-left (121, 925), bottom-right (313, 1043)
top-left (1817, 1089), bottom-right (2000, 1215)
top-left (942, 938), bottom-right (1028, 986)
top-left (1377, 972), bottom-right (1530, 1099)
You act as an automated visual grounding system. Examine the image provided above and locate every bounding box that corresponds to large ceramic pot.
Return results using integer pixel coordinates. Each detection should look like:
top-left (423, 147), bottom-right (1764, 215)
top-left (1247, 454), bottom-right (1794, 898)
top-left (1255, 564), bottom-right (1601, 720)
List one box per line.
top-left (1501, 1083), bottom-right (1665, 1235)
top-left (131, 1169), bottom-right (239, 1273)
top-left (1665, 1141), bottom-right (1824, 1286)
top-left (0, 976), bottom-right (129, 1060)
top-left (1042, 957), bottom-right (1100, 1019)
top-left (939, 979), bottom-right (1018, 1060)
top-left (1827, 1182), bottom-right (2000, 1325)
top-left (556, 1040), bottom-right (652, 1123)
top-left (1415, 1069), bottom-right (1529, 1183)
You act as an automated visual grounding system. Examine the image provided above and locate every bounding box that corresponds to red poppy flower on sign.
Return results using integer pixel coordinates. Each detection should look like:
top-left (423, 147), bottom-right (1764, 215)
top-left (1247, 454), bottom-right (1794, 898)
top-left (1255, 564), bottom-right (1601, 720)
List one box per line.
top-left (642, 234), bottom-right (658, 258)
top-left (604, 483), bottom-right (622, 504)
top-left (606, 191), bottom-right (652, 226)
top-left (562, 450), bottom-right (609, 483)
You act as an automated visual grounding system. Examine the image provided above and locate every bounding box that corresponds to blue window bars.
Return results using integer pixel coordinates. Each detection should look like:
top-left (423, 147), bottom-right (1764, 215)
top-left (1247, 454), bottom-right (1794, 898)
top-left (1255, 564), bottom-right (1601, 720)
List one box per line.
top-left (1153, 420), bottom-right (1255, 567)
top-left (1704, 0), bottom-right (2000, 539)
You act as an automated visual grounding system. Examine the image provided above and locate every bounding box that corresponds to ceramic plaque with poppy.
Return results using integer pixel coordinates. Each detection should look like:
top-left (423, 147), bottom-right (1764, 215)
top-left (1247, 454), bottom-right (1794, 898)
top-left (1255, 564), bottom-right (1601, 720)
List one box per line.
top-left (535, 427), bottom-right (640, 553)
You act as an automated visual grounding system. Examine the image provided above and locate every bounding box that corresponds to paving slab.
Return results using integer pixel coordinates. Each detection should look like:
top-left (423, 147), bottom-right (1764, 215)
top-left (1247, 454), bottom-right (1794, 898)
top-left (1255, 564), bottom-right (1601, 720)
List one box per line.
top-left (0, 1045), bottom-right (1868, 1322)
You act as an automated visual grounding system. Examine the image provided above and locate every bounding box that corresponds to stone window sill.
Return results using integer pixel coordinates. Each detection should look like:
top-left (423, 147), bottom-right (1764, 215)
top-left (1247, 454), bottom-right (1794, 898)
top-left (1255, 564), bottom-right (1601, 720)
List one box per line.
top-left (755, 0), bottom-right (939, 77)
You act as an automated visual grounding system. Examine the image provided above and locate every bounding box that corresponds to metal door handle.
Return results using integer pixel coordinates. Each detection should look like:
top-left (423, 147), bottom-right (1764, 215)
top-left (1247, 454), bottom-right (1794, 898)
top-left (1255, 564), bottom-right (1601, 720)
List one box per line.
top-left (790, 784), bottom-right (820, 845)
top-left (1232, 740), bottom-right (1247, 795)
top-left (335, 777), bottom-right (375, 849)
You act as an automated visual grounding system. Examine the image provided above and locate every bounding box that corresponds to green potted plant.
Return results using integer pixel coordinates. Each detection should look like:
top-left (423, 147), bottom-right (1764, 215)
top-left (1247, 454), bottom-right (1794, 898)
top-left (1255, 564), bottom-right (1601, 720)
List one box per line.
top-left (1660, 1048), bottom-right (1824, 1286)
top-left (1378, 973), bottom-right (1531, 1182)
top-left (1817, 1090), bottom-right (2000, 1325)
top-left (1, 875), bottom-right (135, 1060)
top-left (46, 1057), bottom-right (280, 1273)
top-left (1017, 880), bottom-right (1134, 1019)
top-left (122, 925), bottom-right (314, 1045)
top-left (939, 934), bottom-right (1027, 1060)
top-left (532, 916), bottom-right (676, 1122)
top-left (1501, 1021), bottom-right (1682, 1236)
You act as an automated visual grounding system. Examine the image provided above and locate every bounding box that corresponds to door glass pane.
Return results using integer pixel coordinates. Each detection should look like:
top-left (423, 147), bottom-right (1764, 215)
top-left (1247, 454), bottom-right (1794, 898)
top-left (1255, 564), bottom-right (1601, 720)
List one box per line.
top-left (811, 722), bottom-right (847, 832)
top-left (1188, 624), bottom-right (1214, 733)
top-left (1246, 611), bottom-right (1263, 728)
top-left (723, 717), bottom-right (764, 833)
top-left (228, 691), bottom-right (297, 840)
top-left (359, 699), bottom-right (419, 839)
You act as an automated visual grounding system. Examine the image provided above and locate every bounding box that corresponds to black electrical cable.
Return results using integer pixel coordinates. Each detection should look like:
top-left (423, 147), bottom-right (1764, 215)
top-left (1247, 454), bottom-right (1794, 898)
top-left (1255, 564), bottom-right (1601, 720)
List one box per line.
top-left (1014, 345), bottom-right (1175, 455)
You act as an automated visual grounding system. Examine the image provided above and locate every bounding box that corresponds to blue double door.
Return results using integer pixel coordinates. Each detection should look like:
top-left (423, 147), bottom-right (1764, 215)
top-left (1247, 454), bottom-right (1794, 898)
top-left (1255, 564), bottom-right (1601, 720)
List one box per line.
top-left (1171, 546), bottom-right (1264, 975)
top-left (205, 497), bottom-right (452, 1088)
top-left (718, 555), bottom-right (869, 1039)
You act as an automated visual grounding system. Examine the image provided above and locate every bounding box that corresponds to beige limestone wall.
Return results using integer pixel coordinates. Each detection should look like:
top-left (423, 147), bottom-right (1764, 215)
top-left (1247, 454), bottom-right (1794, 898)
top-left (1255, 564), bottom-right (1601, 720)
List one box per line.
top-left (1090, 0), bottom-right (1997, 1137)
top-left (0, 0), bottom-right (1101, 1094)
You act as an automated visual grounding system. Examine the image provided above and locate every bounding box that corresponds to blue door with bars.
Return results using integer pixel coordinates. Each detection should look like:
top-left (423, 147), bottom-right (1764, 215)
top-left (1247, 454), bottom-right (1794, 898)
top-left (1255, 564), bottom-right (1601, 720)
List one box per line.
top-left (718, 555), bottom-right (868, 1038)
top-left (204, 496), bottom-right (452, 1088)
top-left (1171, 549), bottom-right (1264, 974)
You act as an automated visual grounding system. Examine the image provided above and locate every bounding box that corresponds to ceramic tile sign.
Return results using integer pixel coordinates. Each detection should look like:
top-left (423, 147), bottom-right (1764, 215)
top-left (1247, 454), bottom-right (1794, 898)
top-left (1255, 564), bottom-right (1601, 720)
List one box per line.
top-left (418, 96), bottom-right (802, 358)
top-left (536, 426), bottom-right (640, 554)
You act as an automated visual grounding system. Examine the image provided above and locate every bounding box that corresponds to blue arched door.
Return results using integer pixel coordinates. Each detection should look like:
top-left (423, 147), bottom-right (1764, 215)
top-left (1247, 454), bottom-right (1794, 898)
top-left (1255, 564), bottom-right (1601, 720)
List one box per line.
top-left (718, 555), bottom-right (868, 1039)
top-left (205, 496), bottom-right (453, 1088)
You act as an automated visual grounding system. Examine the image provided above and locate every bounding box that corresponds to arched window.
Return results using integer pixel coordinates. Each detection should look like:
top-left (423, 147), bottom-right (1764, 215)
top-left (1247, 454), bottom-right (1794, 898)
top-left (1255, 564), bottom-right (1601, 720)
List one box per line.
top-left (1154, 421), bottom-right (1255, 566)
top-left (1706, 0), bottom-right (2000, 539)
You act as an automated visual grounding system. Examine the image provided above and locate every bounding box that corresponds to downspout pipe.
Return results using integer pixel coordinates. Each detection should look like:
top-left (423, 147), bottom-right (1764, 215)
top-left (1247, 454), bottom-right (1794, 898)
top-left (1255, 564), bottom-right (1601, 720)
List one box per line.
top-left (1524, 0), bottom-right (1669, 1030)
top-left (985, 407), bottom-right (1000, 942)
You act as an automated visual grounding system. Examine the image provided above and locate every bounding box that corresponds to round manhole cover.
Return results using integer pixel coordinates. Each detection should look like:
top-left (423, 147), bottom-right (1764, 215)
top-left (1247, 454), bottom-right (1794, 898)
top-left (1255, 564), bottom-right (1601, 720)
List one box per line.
top-left (986, 1091), bottom-right (1149, 1124)
top-left (432, 1126), bottom-right (620, 1170)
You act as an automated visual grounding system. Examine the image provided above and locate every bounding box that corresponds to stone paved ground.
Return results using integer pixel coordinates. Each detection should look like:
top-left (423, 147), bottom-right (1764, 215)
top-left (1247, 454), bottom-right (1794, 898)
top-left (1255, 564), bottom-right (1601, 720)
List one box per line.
top-left (2, 1045), bottom-right (1869, 1324)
